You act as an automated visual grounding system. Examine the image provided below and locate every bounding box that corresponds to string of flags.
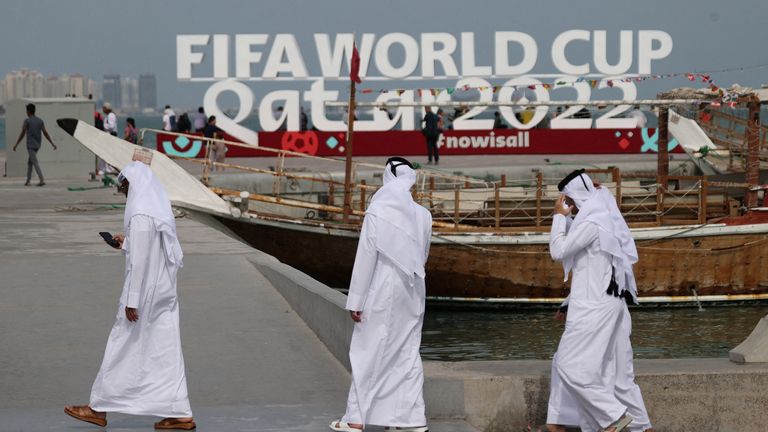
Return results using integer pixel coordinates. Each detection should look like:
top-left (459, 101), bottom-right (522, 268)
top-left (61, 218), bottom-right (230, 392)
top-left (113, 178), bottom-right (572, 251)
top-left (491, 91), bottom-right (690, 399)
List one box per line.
top-left (355, 63), bottom-right (768, 106)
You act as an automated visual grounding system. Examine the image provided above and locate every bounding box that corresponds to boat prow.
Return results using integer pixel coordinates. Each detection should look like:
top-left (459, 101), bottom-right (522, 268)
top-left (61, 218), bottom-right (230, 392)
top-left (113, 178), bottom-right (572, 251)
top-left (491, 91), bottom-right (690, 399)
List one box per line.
top-left (57, 118), bottom-right (230, 216)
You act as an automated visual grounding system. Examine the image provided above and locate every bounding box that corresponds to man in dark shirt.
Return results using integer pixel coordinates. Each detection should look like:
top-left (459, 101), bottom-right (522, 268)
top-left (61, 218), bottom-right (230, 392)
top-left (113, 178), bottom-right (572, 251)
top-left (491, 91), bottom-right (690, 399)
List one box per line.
top-left (422, 107), bottom-right (440, 165)
top-left (203, 116), bottom-right (226, 171)
top-left (493, 111), bottom-right (507, 129)
top-left (300, 106), bottom-right (309, 131)
top-left (13, 103), bottom-right (57, 186)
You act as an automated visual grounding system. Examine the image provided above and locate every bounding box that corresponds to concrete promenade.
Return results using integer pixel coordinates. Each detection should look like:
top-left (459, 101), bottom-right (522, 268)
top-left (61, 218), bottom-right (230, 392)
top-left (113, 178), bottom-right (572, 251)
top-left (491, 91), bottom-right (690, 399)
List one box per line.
top-left (0, 178), bottom-right (476, 431)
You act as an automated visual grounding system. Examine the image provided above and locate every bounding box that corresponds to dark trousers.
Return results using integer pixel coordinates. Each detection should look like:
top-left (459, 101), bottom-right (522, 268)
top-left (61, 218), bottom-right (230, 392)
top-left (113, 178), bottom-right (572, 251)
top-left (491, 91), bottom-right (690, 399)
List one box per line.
top-left (26, 148), bottom-right (43, 182)
top-left (425, 135), bottom-right (439, 162)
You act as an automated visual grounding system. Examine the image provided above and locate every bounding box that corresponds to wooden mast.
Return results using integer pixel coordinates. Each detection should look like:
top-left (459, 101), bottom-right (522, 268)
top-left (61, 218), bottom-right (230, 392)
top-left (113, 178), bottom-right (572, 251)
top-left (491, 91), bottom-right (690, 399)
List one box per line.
top-left (657, 106), bottom-right (669, 188)
top-left (342, 42), bottom-right (358, 224)
top-left (745, 94), bottom-right (761, 208)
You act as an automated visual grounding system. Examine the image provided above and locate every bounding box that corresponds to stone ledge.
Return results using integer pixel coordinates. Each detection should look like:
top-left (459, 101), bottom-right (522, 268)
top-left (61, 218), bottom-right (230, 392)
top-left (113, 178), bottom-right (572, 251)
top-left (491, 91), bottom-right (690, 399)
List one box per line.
top-left (426, 358), bottom-right (768, 431)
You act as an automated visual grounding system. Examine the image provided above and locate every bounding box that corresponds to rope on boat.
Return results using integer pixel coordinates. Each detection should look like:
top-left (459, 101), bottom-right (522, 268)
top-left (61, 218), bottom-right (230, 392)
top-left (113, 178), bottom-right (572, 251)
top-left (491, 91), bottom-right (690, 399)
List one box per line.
top-left (431, 224), bottom-right (768, 255)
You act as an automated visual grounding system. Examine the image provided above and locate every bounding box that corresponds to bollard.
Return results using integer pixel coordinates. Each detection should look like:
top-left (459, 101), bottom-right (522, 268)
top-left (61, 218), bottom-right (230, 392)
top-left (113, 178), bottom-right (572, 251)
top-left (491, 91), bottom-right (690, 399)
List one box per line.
top-left (239, 191), bottom-right (250, 214)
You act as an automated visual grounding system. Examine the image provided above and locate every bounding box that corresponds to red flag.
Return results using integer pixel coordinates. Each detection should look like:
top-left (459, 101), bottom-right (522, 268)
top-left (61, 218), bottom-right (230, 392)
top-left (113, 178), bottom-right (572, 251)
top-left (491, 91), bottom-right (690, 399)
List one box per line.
top-left (349, 43), bottom-right (362, 84)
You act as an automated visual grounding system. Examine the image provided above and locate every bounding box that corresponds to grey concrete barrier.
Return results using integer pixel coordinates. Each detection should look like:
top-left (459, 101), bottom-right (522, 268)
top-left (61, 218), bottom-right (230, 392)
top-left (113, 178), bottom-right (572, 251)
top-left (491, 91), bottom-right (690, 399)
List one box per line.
top-left (247, 252), bottom-right (768, 431)
top-left (424, 358), bottom-right (768, 431)
top-left (247, 253), bottom-right (354, 371)
top-left (730, 314), bottom-right (768, 363)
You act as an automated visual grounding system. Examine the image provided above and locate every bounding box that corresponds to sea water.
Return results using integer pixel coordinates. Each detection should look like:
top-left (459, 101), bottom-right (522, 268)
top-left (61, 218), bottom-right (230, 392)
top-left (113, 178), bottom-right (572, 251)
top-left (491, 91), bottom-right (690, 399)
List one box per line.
top-left (421, 305), bottom-right (768, 361)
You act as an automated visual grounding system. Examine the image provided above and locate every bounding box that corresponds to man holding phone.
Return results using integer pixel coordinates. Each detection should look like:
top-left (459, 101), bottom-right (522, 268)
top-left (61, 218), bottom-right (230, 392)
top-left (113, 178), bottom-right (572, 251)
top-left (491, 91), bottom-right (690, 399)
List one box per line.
top-left (65, 161), bottom-right (195, 430)
top-left (545, 169), bottom-right (652, 432)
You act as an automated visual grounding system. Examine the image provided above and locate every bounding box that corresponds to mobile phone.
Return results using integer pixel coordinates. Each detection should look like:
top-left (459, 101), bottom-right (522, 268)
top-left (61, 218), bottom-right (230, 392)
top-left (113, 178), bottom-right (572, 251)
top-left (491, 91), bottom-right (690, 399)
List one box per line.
top-left (99, 231), bottom-right (120, 248)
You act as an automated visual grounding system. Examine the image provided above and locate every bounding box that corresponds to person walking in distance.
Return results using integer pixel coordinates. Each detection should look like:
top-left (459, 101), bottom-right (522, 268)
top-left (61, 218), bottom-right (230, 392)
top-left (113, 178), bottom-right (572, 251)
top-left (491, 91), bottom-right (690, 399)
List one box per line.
top-left (193, 107), bottom-right (206, 133)
top-left (202, 115), bottom-right (226, 171)
top-left (12, 103), bottom-right (57, 186)
top-left (422, 107), bottom-right (440, 165)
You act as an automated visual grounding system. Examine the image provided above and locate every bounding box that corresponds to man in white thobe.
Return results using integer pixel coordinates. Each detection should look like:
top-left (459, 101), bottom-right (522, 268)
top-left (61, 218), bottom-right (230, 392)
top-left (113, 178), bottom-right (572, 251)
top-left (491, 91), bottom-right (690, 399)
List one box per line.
top-left (65, 161), bottom-right (195, 431)
top-left (545, 169), bottom-right (652, 432)
top-left (331, 157), bottom-right (432, 432)
top-left (547, 302), bottom-right (653, 432)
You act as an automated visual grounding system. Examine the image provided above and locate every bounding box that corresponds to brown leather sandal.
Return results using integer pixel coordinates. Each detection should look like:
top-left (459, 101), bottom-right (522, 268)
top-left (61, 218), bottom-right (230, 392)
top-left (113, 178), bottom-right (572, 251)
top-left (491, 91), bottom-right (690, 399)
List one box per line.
top-left (64, 405), bottom-right (107, 427)
top-left (155, 417), bottom-right (197, 430)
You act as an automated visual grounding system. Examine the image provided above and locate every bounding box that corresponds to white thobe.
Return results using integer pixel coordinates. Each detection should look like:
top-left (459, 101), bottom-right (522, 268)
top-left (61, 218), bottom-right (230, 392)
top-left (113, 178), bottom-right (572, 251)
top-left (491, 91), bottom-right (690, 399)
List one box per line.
top-left (104, 112), bottom-right (118, 134)
top-left (548, 213), bottom-right (627, 429)
top-left (547, 215), bottom-right (652, 431)
top-left (90, 214), bottom-right (192, 417)
top-left (548, 304), bottom-right (652, 432)
top-left (342, 214), bottom-right (430, 427)
top-left (611, 306), bottom-right (652, 432)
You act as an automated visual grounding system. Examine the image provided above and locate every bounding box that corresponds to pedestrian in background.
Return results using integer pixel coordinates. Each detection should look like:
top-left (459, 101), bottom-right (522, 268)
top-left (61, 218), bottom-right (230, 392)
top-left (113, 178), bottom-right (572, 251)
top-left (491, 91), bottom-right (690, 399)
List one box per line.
top-left (162, 105), bottom-right (177, 131)
top-left (12, 103), bottom-right (57, 186)
top-left (123, 117), bottom-right (138, 144)
top-left (421, 106), bottom-right (440, 165)
top-left (99, 103), bottom-right (118, 174)
top-left (102, 103), bottom-right (117, 136)
top-left (193, 107), bottom-right (206, 132)
top-left (203, 115), bottom-right (226, 171)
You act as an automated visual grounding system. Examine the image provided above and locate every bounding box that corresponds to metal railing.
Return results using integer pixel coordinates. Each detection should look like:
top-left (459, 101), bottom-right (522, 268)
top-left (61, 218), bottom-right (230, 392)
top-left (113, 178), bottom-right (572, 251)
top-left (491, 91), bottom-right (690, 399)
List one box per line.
top-left (141, 129), bottom-right (744, 230)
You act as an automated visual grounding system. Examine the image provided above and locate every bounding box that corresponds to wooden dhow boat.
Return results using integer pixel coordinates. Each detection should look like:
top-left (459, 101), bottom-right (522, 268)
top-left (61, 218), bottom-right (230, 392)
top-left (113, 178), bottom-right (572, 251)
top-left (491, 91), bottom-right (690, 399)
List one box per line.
top-left (56, 95), bottom-right (768, 307)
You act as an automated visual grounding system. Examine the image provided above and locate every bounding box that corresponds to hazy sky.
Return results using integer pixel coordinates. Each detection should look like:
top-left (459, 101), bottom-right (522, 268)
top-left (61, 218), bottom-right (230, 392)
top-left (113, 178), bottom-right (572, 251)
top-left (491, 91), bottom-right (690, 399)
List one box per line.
top-left (2, 0), bottom-right (767, 109)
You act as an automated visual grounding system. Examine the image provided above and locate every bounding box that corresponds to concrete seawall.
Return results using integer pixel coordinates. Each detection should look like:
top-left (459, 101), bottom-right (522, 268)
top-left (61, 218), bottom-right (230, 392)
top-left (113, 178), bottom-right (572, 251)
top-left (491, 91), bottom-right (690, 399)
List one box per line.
top-left (248, 252), bottom-right (354, 371)
top-left (248, 255), bottom-right (768, 431)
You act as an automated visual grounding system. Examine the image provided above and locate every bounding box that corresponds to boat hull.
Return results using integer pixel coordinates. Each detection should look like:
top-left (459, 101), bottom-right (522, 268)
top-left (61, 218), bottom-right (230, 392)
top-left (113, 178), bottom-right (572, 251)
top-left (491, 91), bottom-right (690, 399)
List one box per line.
top-left (210, 213), bottom-right (768, 305)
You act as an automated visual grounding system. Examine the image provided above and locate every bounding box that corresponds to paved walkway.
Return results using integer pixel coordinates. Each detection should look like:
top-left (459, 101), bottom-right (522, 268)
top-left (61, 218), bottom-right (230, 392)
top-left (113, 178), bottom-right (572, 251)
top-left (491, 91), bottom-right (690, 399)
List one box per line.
top-left (0, 179), bottom-right (476, 431)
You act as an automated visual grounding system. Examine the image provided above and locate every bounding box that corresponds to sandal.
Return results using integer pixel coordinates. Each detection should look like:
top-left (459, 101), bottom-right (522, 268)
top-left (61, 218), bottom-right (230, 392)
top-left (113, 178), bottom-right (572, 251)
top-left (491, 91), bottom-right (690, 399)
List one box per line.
top-left (155, 417), bottom-right (196, 430)
top-left (330, 420), bottom-right (364, 431)
top-left (64, 405), bottom-right (107, 427)
top-left (384, 428), bottom-right (428, 432)
top-left (602, 414), bottom-right (633, 432)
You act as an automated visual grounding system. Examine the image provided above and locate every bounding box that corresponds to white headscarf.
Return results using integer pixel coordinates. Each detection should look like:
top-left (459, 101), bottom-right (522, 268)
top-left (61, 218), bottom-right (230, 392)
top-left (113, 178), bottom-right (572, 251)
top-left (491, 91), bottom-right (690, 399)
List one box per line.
top-left (560, 171), bottom-right (638, 302)
top-left (119, 161), bottom-right (184, 270)
top-left (366, 158), bottom-right (429, 280)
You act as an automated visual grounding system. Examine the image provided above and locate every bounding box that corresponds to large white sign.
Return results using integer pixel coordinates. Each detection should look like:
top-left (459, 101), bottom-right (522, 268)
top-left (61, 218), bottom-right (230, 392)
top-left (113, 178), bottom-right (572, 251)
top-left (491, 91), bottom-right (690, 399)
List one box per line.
top-left (177, 31), bottom-right (673, 141)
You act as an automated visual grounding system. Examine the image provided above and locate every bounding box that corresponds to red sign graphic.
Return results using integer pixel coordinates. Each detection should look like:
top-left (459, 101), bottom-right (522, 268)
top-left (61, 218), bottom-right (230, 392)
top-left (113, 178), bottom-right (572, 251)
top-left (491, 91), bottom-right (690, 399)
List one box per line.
top-left (156, 128), bottom-right (683, 159)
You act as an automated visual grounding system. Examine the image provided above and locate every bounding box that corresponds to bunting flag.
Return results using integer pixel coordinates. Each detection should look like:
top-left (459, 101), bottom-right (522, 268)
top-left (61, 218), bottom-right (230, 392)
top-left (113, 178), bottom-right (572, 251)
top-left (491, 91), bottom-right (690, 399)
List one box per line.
top-left (350, 62), bottom-right (768, 105)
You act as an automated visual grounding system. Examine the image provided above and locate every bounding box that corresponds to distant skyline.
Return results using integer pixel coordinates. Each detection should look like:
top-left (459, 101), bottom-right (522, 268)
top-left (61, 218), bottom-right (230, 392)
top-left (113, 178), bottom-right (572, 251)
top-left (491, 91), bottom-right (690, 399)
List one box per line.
top-left (2, 0), bottom-right (767, 110)
top-left (0, 69), bottom-right (159, 112)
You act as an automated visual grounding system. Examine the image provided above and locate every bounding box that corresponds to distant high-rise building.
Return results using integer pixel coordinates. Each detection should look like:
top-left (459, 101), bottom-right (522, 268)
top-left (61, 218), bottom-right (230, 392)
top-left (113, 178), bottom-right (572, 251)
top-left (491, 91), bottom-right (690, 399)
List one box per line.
top-left (139, 74), bottom-right (157, 111)
top-left (102, 74), bottom-right (122, 108)
top-left (3, 69), bottom-right (45, 100)
top-left (1, 69), bottom-right (97, 102)
top-left (69, 74), bottom-right (88, 98)
top-left (45, 75), bottom-right (63, 98)
top-left (90, 80), bottom-right (102, 103)
top-left (121, 77), bottom-right (139, 112)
